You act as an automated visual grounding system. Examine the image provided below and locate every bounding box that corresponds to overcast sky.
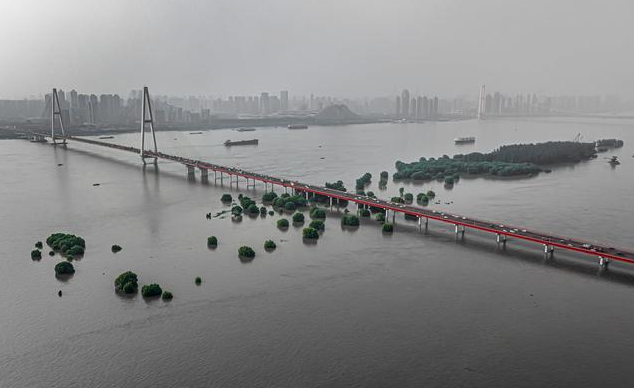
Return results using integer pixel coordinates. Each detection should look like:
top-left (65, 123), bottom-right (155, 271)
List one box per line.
top-left (1, 0), bottom-right (633, 99)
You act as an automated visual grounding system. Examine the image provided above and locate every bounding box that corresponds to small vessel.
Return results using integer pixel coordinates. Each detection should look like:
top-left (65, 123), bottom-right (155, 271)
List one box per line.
top-left (98, 135), bottom-right (114, 139)
top-left (287, 124), bottom-right (308, 130)
top-left (454, 136), bottom-right (475, 144)
top-left (237, 127), bottom-right (256, 132)
top-left (607, 156), bottom-right (620, 166)
top-left (224, 139), bottom-right (259, 146)
top-left (189, 131), bottom-right (203, 135)
top-left (29, 135), bottom-right (47, 143)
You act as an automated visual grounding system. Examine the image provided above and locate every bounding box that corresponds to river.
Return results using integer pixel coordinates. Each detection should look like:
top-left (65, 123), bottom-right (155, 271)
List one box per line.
top-left (1, 117), bottom-right (633, 387)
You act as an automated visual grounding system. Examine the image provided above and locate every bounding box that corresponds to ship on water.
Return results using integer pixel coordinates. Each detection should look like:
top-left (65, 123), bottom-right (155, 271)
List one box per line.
top-left (224, 139), bottom-right (258, 146)
top-left (287, 124), bottom-right (308, 130)
top-left (454, 136), bottom-right (475, 144)
top-left (237, 127), bottom-right (256, 132)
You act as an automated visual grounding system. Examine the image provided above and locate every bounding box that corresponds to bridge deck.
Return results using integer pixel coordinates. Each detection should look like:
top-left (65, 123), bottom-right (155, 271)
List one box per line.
top-left (42, 134), bottom-right (634, 266)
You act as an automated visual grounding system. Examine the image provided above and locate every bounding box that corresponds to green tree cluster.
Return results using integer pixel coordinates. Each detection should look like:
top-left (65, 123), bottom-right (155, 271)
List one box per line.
top-left (55, 261), bottom-right (75, 275)
top-left (207, 236), bottom-right (218, 247)
top-left (360, 209), bottom-right (371, 217)
top-left (302, 227), bottom-right (319, 239)
top-left (277, 218), bottom-right (289, 228)
top-left (382, 223), bottom-right (394, 233)
top-left (221, 193), bottom-right (233, 202)
top-left (310, 207), bottom-right (326, 219)
top-left (31, 249), bottom-right (41, 260)
top-left (309, 220), bottom-right (325, 231)
top-left (162, 291), bottom-right (173, 300)
top-left (262, 191), bottom-right (279, 202)
top-left (141, 283), bottom-right (162, 297)
top-left (115, 271), bottom-right (138, 293)
top-left (292, 212), bottom-right (305, 223)
top-left (341, 214), bottom-right (360, 226)
top-left (238, 246), bottom-right (256, 258)
top-left (355, 172), bottom-right (372, 190)
top-left (264, 240), bottom-right (277, 250)
top-left (111, 244), bottom-right (123, 253)
top-left (46, 233), bottom-right (86, 258)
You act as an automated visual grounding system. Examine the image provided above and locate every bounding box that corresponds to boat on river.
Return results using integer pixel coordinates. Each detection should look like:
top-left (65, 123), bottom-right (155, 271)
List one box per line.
top-left (224, 139), bottom-right (259, 146)
top-left (237, 127), bottom-right (256, 132)
top-left (287, 124), bottom-right (308, 130)
top-left (454, 136), bottom-right (475, 144)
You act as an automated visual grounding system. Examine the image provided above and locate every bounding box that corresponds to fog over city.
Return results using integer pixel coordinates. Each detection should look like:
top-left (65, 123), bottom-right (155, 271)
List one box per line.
top-left (2, 0), bottom-right (633, 99)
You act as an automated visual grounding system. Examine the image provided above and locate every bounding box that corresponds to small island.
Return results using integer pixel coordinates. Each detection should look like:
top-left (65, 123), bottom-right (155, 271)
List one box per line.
top-left (292, 212), bottom-right (305, 223)
top-left (302, 227), bottom-right (319, 240)
top-left (341, 214), bottom-right (360, 227)
top-left (393, 141), bottom-right (602, 182)
top-left (238, 246), bottom-right (256, 259)
top-left (207, 236), bottom-right (218, 247)
top-left (309, 220), bottom-right (325, 231)
top-left (46, 233), bottom-right (86, 259)
top-left (141, 283), bottom-right (163, 298)
top-left (114, 271), bottom-right (138, 294)
top-left (264, 240), bottom-right (277, 250)
top-left (55, 261), bottom-right (75, 276)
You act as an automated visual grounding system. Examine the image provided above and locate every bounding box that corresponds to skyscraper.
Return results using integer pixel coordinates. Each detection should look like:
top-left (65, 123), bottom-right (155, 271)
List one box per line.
top-left (401, 89), bottom-right (410, 116)
top-left (260, 92), bottom-right (269, 115)
top-left (395, 96), bottom-right (401, 116)
top-left (280, 90), bottom-right (289, 111)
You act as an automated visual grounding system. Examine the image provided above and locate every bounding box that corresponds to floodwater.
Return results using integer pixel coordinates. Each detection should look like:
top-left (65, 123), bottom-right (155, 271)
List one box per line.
top-left (1, 117), bottom-right (634, 387)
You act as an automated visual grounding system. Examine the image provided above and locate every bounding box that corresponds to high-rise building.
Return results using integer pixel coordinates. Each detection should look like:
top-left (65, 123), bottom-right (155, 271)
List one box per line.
top-left (280, 90), bottom-right (289, 111)
top-left (260, 92), bottom-right (270, 115)
top-left (401, 89), bottom-right (410, 116)
top-left (414, 96), bottom-right (423, 119)
top-left (395, 96), bottom-right (401, 116)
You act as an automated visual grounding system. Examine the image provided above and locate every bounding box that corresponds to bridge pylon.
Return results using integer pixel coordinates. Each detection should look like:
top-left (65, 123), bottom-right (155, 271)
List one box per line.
top-left (140, 86), bottom-right (158, 164)
top-left (51, 88), bottom-right (66, 145)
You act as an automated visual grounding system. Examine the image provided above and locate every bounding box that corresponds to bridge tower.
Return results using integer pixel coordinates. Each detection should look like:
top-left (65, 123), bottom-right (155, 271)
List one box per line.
top-left (140, 86), bottom-right (158, 164)
top-left (477, 84), bottom-right (486, 120)
top-left (51, 88), bottom-right (66, 145)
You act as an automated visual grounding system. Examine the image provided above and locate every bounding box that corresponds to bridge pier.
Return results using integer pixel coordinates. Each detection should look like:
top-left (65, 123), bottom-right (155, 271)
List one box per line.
top-left (496, 233), bottom-right (507, 246)
top-left (599, 256), bottom-right (609, 268)
top-left (455, 224), bottom-right (465, 237)
top-left (246, 178), bottom-right (255, 189)
top-left (186, 165), bottom-right (195, 178)
top-left (543, 244), bottom-right (554, 257)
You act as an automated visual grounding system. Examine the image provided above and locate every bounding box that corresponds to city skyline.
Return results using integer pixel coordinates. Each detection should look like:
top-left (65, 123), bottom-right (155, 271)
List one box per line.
top-left (2, 0), bottom-right (634, 99)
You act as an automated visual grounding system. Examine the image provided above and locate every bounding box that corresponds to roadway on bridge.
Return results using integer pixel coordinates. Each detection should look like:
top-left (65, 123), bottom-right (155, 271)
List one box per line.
top-left (43, 134), bottom-right (634, 266)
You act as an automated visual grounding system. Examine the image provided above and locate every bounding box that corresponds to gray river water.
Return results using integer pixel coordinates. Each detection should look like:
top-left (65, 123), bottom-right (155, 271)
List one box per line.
top-left (1, 117), bottom-right (634, 387)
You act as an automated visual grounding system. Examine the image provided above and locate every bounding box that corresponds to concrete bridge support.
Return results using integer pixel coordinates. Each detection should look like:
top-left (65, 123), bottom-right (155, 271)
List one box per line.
top-left (543, 244), bottom-right (554, 257)
top-left (186, 165), bottom-right (195, 179)
top-left (455, 224), bottom-right (465, 237)
top-left (599, 256), bottom-right (609, 268)
top-left (496, 233), bottom-right (507, 246)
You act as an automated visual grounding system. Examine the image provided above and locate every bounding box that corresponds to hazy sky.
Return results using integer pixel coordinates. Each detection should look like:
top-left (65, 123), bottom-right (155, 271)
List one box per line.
top-left (1, 0), bottom-right (633, 99)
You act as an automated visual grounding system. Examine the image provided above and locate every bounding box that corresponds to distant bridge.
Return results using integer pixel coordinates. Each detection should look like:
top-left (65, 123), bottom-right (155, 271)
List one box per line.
top-left (38, 87), bottom-right (634, 269)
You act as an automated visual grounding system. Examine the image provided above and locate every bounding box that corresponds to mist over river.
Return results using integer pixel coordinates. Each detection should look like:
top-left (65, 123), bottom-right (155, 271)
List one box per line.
top-left (2, 117), bottom-right (634, 387)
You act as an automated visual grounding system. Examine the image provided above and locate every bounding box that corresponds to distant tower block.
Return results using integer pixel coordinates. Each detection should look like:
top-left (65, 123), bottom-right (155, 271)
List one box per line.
top-left (477, 84), bottom-right (486, 119)
top-left (51, 88), bottom-right (66, 145)
top-left (140, 86), bottom-right (158, 164)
